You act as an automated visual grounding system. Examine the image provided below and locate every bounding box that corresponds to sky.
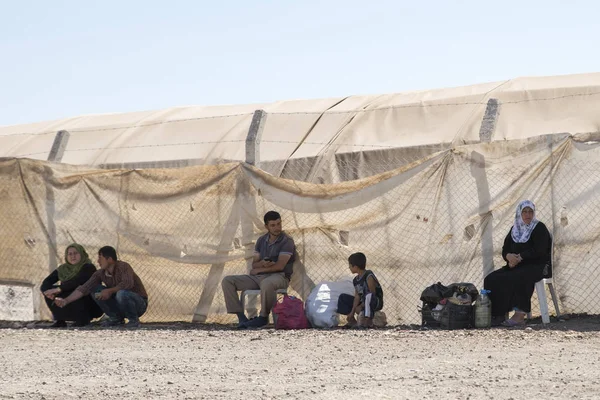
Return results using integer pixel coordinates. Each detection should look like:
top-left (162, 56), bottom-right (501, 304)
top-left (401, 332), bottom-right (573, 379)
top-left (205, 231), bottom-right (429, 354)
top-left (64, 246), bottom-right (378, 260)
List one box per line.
top-left (1, 0), bottom-right (599, 126)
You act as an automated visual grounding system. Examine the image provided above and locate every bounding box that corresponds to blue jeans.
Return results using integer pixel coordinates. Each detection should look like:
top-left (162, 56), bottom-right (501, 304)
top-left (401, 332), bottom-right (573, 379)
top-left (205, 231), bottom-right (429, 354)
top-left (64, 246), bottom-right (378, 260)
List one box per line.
top-left (93, 286), bottom-right (148, 322)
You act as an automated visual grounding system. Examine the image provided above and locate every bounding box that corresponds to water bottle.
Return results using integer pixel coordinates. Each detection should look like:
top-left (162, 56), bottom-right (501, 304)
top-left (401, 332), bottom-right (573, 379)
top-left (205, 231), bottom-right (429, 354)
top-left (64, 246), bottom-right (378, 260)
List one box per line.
top-left (474, 289), bottom-right (492, 328)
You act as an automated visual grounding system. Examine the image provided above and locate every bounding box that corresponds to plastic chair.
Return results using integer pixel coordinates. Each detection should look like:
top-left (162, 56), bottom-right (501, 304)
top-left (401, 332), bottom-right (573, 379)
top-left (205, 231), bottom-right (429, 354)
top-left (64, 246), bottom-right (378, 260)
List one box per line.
top-left (527, 234), bottom-right (560, 324)
top-left (528, 277), bottom-right (561, 324)
top-left (241, 288), bottom-right (288, 319)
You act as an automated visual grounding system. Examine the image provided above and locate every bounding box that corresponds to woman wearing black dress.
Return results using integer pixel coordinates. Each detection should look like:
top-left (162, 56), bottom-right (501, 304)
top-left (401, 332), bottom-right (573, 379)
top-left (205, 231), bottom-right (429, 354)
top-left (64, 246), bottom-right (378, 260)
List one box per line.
top-left (41, 243), bottom-right (103, 327)
top-left (484, 200), bottom-right (552, 327)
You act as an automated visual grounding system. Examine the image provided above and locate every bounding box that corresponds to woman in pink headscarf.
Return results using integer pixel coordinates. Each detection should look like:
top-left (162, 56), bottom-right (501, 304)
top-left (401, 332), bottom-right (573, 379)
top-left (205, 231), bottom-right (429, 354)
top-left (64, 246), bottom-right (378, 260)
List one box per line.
top-left (484, 200), bottom-right (552, 327)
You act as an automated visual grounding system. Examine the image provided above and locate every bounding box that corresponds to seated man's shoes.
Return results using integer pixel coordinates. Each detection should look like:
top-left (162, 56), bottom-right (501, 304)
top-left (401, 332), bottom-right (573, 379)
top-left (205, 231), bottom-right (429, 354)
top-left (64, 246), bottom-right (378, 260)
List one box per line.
top-left (240, 316), bottom-right (268, 329)
top-left (236, 314), bottom-right (249, 329)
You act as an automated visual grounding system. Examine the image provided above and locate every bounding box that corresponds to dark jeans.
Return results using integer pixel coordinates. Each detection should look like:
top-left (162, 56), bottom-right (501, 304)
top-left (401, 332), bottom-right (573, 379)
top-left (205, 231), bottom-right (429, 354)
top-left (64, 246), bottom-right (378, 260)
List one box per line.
top-left (93, 286), bottom-right (148, 322)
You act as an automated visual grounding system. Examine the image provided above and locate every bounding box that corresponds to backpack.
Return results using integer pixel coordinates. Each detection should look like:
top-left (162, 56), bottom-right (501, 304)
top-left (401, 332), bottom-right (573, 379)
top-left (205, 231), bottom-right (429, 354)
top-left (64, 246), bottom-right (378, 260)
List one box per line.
top-left (272, 295), bottom-right (309, 329)
top-left (420, 282), bottom-right (450, 306)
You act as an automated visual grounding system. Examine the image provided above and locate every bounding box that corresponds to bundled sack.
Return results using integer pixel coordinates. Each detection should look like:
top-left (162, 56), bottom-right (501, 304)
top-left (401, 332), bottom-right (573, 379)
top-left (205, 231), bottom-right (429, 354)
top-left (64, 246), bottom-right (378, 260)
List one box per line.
top-left (305, 280), bottom-right (355, 328)
top-left (419, 282), bottom-right (478, 330)
top-left (420, 282), bottom-right (478, 306)
top-left (272, 295), bottom-right (309, 329)
top-left (446, 282), bottom-right (478, 302)
top-left (420, 282), bottom-right (450, 306)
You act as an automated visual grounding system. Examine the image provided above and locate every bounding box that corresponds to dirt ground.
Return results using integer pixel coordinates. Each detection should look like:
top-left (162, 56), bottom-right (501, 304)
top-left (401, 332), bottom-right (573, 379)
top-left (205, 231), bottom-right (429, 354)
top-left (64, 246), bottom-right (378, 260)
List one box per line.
top-left (2, 316), bottom-right (600, 400)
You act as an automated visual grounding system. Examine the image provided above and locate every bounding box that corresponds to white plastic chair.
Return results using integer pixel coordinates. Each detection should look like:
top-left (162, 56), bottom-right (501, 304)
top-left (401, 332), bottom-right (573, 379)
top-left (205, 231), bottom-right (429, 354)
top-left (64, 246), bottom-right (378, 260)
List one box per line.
top-left (528, 278), bottom-right (561, 324)
top-left (528, 234), bottom-right (561, 324)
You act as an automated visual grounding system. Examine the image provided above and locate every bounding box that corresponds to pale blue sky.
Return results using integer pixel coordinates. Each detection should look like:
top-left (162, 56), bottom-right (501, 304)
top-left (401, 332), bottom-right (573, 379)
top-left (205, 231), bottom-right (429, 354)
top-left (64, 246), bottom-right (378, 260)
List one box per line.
top-left (1, 0), bottom-right (598, 126)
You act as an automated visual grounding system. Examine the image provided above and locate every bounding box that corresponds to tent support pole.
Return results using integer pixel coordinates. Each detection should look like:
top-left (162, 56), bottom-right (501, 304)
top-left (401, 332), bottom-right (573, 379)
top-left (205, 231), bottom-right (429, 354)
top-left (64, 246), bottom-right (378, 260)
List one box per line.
top-left (472, 99), bottom-right (500, 278)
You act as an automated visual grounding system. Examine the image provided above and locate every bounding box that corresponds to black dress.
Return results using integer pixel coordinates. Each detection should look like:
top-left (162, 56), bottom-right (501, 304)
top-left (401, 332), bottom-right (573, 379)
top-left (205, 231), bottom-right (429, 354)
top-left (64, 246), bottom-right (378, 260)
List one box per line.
top-left (484, 222), bottom-right (551, 316)
top-left (40, 263), bottom-right (103, 323)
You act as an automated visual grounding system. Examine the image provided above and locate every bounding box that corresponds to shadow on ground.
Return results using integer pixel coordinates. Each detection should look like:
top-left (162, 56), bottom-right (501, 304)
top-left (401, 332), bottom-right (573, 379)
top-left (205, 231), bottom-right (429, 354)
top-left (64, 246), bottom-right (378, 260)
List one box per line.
top-left (2, 313), bottom-right (600, 332)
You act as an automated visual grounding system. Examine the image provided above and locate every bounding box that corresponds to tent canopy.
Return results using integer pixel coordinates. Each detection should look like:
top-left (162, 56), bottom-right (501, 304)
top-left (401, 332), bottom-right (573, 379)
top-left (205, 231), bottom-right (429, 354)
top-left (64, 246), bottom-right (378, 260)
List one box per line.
top-left (2, 72), bottom-right (600, 323)
top-left (2, 72), bottom-right (600, 169)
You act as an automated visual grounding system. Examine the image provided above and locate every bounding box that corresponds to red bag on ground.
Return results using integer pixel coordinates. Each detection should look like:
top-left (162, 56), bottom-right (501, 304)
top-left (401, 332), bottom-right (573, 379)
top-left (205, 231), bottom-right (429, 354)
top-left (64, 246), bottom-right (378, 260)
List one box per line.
top-left (272, 295), bottom-right (309, 329)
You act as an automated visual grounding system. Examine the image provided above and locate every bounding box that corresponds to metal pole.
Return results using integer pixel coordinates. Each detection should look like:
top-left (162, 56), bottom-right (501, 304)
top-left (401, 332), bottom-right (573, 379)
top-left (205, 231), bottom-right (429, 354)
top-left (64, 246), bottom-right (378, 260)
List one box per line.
top-left (472, 99), bottom-right (500, 277)
top-left (478, 99), bottom-right (499, 143)
top-left (245, 110), bottom-right (266, 167)
top-left (48, 130), bottom-right (70, 162)
top-left (45, 130), bottom-right (71, 272)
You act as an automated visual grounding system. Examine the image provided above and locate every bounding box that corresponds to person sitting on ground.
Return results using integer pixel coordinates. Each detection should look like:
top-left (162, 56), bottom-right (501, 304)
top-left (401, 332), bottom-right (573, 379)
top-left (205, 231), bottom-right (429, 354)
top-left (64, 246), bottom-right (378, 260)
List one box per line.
top-left (337, 252), bottom-right (384, 328)
top-left (484, 200), bottom-right (551, 327)
top-left (41, 243), bottom-right (103, 327)
top-left (55, 246), bottom-right (148, 329)
top-left (221, 210), bottom-right (296, 329)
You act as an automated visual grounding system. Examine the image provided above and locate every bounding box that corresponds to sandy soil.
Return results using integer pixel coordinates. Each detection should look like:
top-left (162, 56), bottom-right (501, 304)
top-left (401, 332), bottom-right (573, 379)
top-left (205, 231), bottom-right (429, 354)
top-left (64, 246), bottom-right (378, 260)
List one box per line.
top-left (2, 317), bottom-right (600, 400)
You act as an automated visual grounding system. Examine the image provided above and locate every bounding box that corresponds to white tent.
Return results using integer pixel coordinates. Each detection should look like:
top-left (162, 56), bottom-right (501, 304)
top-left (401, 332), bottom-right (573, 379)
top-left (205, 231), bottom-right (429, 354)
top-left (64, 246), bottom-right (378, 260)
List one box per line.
top-left (2, 72), bottom-right (599, 175)
top-left (1, 72), bottom-right (599, 324)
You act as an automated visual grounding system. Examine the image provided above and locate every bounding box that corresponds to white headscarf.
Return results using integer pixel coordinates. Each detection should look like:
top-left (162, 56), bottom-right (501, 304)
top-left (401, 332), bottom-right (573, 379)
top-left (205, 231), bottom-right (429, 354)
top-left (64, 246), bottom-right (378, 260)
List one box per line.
top-left (511, 200), bottom-right (539, 243)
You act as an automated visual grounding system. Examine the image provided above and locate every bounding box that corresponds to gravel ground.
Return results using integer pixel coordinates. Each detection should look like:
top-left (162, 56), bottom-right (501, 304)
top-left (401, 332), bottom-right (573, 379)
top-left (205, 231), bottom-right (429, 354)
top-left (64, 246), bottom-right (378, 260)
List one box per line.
top-left (2, 317), bottom-right (600, 400)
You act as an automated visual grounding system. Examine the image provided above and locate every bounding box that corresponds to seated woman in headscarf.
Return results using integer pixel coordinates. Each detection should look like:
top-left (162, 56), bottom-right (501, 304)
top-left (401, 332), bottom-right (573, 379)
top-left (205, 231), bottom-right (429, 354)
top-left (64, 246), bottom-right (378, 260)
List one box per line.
top-left (41, 243), bottom-right (103, 327)
top-left (484, 200), bottom-right (552, 327)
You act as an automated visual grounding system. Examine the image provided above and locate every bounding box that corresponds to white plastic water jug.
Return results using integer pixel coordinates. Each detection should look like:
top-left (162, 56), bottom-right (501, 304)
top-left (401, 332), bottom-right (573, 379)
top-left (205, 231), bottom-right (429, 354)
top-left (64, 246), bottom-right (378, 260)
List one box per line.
top-left (474, 289), bottom-right (492, 328)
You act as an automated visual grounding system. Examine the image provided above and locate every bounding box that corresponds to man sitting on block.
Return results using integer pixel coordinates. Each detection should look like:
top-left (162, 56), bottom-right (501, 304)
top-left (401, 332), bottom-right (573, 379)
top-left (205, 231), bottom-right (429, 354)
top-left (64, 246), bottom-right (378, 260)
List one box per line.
top-left (221, 211), bottom-right (295, 329)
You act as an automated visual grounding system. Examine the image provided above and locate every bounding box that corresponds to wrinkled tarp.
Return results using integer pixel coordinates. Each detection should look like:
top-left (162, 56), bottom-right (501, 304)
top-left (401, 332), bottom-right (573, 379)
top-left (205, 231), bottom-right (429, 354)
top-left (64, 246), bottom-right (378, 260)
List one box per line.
top-left (2, 72), bottom-right (600, 183)
top-left (2, 131), bottom-right (600, 323)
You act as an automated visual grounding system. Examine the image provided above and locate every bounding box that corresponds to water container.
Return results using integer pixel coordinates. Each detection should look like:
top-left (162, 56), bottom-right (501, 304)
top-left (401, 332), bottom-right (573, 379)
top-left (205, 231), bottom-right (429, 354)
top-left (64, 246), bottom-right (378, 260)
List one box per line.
top-left (474, 289), bottom-right (492, 328)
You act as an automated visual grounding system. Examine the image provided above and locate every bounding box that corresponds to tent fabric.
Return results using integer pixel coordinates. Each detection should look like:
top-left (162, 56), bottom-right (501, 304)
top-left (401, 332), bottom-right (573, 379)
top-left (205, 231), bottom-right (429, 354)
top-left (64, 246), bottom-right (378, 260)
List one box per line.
top-left (2, 72), bottom-right (600, 173)
top-left (2, 131), bottom-right (600, 323)
top-left (2, 72), bottom-right (600, 323)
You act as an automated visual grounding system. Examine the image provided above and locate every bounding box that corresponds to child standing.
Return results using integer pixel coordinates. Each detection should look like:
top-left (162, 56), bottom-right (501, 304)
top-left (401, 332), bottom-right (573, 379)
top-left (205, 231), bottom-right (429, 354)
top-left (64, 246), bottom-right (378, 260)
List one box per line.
top-left (338, 252), bottom-right (384, 328)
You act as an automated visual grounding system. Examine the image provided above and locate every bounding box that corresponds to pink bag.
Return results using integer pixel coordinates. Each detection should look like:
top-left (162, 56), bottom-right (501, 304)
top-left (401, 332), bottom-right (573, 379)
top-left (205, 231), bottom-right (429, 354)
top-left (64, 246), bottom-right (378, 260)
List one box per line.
top-left (272, 295), bottom-right (309, 329)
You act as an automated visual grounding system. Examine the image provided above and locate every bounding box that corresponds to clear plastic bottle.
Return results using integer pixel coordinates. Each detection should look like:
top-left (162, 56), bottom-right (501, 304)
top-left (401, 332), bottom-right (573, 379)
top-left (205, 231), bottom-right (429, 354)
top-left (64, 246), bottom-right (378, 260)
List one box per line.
top-left (474, 289), bottom-right (492, 328)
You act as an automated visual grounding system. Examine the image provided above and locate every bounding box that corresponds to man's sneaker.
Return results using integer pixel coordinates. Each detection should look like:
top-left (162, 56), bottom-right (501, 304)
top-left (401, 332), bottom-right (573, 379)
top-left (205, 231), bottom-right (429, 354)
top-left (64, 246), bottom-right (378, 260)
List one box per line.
top-left (242, 316), bottom-right (268, 329)
top-left (124, 320), bottom-right (141, 329)
top-left (101, 318), bottom-right (124, 327)
top-left (235, 314), bottom-right (250, 329)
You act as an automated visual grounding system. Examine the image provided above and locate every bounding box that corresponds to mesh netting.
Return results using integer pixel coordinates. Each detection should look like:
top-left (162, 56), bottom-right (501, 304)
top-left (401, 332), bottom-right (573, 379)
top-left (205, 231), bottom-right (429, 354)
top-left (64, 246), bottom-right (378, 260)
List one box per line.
top-left (1, 133), bottom-right (599, 324)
